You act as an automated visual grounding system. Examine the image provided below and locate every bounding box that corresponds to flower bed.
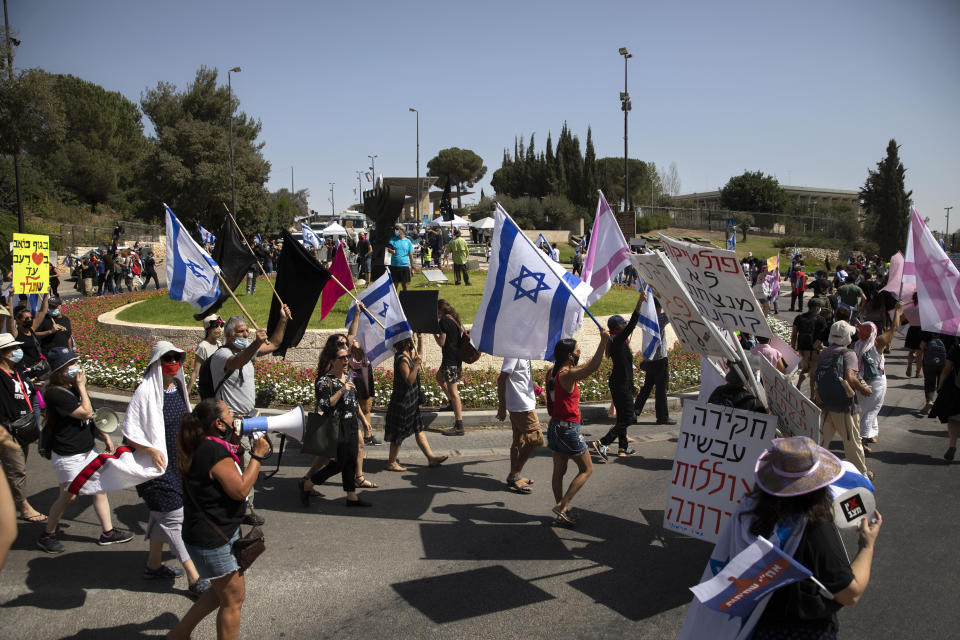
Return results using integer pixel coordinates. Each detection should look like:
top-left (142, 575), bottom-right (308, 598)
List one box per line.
top-left (66, 291), bottom-right (703, 408)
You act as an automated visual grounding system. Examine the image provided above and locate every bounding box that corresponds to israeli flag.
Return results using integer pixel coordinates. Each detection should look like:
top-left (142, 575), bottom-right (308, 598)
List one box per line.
top-left (197, 223), bottom-right (216, 245)
top-left (345, 270), bottom-right (413, 367)
top-left (301, 223), bottom-right (321, 249)
top-left (536, 233), bottom-right (550, 251)
top-left (637, 283), bottom-right (662, 359)
top-left (165, 205), bottom-right (221, 310)
top-left (471, 205), bottom-right (592, 361)
top-left (254, 233), bottom-right (262, 245)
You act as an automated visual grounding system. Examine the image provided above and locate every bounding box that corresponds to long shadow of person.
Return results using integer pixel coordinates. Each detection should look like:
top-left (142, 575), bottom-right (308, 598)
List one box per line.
top-left (59, 612), bottom-right (180, 639)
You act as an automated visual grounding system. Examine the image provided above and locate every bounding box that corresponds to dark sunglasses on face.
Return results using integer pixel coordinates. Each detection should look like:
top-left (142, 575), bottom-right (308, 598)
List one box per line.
top-left (161, 353), bottom-right (184, 363)
top-left (336, 355), bottom-right (350, 361)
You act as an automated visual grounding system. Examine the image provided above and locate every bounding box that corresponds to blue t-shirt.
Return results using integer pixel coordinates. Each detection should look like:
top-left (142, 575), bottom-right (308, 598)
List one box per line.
top-left (389, 236), bottom-right (414, 267)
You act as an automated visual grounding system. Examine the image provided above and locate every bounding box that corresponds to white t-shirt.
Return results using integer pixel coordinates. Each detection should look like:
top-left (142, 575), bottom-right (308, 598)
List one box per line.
top-left (501, 358), bottom-right (535, 413)
top-left (194, 340), bottom-right (220, 363)
top-left (550, 248), bottom-right (560, 262)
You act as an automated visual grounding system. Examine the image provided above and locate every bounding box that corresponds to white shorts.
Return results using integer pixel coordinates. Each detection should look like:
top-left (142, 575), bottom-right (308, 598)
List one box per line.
top-left (51, 449), bottom-right (102, 491)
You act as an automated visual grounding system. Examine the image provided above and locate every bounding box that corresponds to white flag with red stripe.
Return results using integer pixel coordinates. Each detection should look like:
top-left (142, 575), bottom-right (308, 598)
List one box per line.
top-left (582, 191), bottom-right (632, 306)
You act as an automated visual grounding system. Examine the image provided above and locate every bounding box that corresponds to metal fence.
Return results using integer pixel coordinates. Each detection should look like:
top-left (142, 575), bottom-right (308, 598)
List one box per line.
top-left (637, 206), bottom-right (839, 235)
top-left (60, 220), bottom-right (162, 254)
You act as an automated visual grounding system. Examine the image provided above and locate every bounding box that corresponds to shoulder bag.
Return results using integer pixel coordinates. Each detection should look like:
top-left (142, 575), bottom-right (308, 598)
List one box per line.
top-left (184, 482), bottom-right (265, 574)
top-left (453, 319), bottom-right (481, 364)
top-left (4, 370), bottom-right (39, 446)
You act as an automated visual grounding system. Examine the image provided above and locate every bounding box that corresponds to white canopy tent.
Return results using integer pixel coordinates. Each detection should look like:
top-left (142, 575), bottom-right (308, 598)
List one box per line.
top-left (469, 216), bottom-right (495, 230)
top-left (321, 222), bottom-right (348, 236)
top-left (427, 215), bottom-right (470, 228)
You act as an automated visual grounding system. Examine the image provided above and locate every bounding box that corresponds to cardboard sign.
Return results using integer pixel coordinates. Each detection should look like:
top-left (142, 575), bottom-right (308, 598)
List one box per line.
top-left (12, 233), bottom-right (49, 295)
top-left (664, 399), bottom-right (776, 543)
top-left (659, 235), bottom-right (773, 339)
top-left (630, 251), bottom-right (731, 358)
top-left (757, 357), bottom-right (820, 442)
top-left (398, 290), bottom-right (441, 334)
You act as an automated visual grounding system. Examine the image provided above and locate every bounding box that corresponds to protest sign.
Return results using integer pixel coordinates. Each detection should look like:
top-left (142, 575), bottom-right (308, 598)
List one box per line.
top-left (664, 399), bottom-right (775, 543)
top-left (757, 357), bottom-right (820, 441)
top-left (12, 233), bottom-right (49, 295)
top-left (630, 251), bottom-right (732, 359)
top-left (768, 335), bottom-right (800, 373)
top-left (398, 290), bottom-right (440, 333)
top-left (659, 235), bottom-right (773, 338)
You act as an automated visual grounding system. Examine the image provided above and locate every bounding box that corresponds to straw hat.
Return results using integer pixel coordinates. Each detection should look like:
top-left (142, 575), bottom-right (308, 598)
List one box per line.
top-left (0, 333), bottom-right (23, 350)
top-left (755, 437), bottom-right (844, 497)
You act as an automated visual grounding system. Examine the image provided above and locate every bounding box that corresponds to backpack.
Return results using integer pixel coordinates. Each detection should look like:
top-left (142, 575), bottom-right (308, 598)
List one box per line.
top-left (815, 348), bottom-right (853, 410)
top-left (707, 384), bottom-right (766, 414)
top-left (197, 347), bottom-right (235, 400)
top-left (793, 313), bottom-right (818, 351)
top-left (860, 346), bottom-right (881, 381)
top-left (130, 256), bottom-right (142, 276)
top-left (455, 323), bottom-right (481, 364)
top-left (925, 338), bottom-right (947, 367)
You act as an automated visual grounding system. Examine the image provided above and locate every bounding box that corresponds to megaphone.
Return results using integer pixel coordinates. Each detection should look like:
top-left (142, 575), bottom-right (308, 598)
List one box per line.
top-left (94, 407), bottom-right (120, 434)
top-left (828, 461), bottom-right (876, 529)
top-left (234, 406), bottom-right (305, 442)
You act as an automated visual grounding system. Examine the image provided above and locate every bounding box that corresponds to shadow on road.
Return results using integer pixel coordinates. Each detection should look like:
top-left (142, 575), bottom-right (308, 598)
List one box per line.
top-left (866, 450), bottom-right (947, 466)
top-left (59, 612), bottom-right (180, 639)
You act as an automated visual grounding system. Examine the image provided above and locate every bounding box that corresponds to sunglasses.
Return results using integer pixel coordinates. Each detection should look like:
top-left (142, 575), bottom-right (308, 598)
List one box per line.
top-left (207, 317), bottom-right (224, 328)
top-left (335, 355), bottom-right (350, 361)
top-left (161, 353), bottom-right (184, 363)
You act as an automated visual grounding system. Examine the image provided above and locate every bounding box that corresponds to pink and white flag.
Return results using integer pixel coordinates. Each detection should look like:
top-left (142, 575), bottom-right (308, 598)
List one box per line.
top-left (582, 191), bottom-right (632, 306)
top-left (905, 208), bottom-right (960, 335)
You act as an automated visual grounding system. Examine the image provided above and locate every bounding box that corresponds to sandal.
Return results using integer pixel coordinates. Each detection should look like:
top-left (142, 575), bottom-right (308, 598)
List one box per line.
top-left (506, 475), bottom-right (533, 494)
top-left (297, 478), bottom-right (310, 507)
top-left (386, 462), bottom-right (408, 472)
top-left (428, 455), bottom-right (448, 468)
top-left (355, 475), bottom-right (378, 488)
top-left (20, 513), bottom-right (47, 523)
top-left (551, 506), bottom-right (578, 526)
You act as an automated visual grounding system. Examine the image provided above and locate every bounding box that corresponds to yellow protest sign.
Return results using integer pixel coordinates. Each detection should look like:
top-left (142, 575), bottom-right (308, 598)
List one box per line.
top-left (12, 233), bottom-right (50, 295)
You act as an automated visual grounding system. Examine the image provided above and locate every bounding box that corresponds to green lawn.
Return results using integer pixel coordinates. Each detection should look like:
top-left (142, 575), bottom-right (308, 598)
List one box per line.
top-left (117, 269), bottom-right (644, 328)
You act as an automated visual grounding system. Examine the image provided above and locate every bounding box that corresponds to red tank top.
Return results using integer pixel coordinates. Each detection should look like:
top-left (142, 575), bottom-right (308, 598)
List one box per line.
top-left (551, 367), bottom-right (580, 423)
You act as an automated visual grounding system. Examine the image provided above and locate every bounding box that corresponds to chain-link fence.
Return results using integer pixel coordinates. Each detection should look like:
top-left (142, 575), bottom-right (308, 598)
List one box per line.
top-left (60, 220), bottom-right (162, 254)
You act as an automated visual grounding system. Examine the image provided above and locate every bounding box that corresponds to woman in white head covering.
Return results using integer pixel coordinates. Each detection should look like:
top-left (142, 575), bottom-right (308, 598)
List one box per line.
top-left (853, 301), bottom-right (901, 448)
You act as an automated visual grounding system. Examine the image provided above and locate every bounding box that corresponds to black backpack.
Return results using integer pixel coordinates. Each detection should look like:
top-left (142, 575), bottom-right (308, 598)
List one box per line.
top-left (197, 347), bottom-right (235, 400)
top-left (926, 338), bottom-right (947, 367)
top-left (793, 313), bottom-right (818, 351)
top-left (815, 348), bottom-right (852, 410)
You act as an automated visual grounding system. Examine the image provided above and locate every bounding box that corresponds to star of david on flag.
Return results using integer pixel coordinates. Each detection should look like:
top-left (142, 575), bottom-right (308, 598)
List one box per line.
top-left (301, 223), bottom-right (321, 250)
top-left (165, 205), bottom-right (221, 310)
top-left (344, 270), bottom-right (413, 367)
top-left (471, 204), bottom-right (593, 361)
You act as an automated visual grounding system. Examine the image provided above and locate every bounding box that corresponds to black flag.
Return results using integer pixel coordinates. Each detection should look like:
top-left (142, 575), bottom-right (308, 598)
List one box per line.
top-left (439, 177), bottom-right (454, 221)
top-left (193, 214), bottom-right (257, 320)
top-left (267, 230), bottom-right (332, 357)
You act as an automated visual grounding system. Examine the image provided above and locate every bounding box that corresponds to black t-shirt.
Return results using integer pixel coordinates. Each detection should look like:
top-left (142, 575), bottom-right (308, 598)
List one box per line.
top-left (45, 386), bottom-right (94, 456)
top-left (36, 314), bottom-right (71, 354)
top-left (143, 255), bottom-right (156, 273)
top-left (609, 310), bottom-right (640, 388)
top-left (0, 368), bottom-right (33, 426)
top-left (439, 316), bottom-right (462, 367)
top-left (757, 522), bottom-right (854, 632)
top-left (182, 439), bottom-right (247, 548)
top-left (356, 239), bottom-right (371, 256)
top-left (793, 312), bottom-right (827, 351)
top-left (811, 277), bottom-right (831, 297)
top-left (15, 331), bottom-right (42, 369)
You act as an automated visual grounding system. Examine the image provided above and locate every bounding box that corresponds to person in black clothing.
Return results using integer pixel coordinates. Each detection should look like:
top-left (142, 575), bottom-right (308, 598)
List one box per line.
top-left (141, 250), bottom-right (161, 289)
top-left (707, 366), bottom-right (768, 413)
top-left (168, 398), bottom-right (269, 640)
top-left (591, 292), bottom-right (646, 461)
top-left (633, 299), bottom-right (675, 425)
top-left (112, 221), bottom-right (123, 245)
top-left (434, 299), bottom-right (465, 435)
top-left (12, 295), bottom-right (47, 373)
top-left (48, 262), bottom-right (60, 298)
top-left (792, 298), bottom-right (828, 396)
top-left (34, 297), bottom-right (71, 357)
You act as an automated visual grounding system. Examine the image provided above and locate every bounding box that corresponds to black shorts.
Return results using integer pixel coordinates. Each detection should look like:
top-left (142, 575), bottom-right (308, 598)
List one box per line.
top-left (904, 326), bottom-right (922, 350)
top-left (389, 266), bottom-right (411, 284)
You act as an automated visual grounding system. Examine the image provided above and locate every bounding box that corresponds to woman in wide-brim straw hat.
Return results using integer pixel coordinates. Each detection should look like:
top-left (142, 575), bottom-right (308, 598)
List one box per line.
top-left (680, 437), bottom-right (882, 640)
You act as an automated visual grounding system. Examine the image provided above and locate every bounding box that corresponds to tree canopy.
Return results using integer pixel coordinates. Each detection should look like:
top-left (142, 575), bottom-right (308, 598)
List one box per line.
top-left (860, 139), bottom-right (911, 258)
top-left (425, 147), bottom-right (486, 208)
top-left (719, 171), bottom-right (788, 228)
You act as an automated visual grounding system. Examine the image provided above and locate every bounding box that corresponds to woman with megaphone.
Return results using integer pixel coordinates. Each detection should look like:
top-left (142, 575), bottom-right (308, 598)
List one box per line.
top-left (168, 398), bottom-right (269, 640)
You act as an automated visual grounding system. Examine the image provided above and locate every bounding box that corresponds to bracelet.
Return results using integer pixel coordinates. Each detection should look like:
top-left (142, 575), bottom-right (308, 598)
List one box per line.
top-left (249, 453), bottom-right (265, 462)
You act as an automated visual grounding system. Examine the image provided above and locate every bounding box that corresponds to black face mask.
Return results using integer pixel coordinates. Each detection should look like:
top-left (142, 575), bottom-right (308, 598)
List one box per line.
top-left (570, 354), bottom-right (580, 367)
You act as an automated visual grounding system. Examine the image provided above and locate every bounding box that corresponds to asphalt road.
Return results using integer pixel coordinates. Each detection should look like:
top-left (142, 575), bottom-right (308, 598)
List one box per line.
top-left (1, 301), bottom-right (958, 639)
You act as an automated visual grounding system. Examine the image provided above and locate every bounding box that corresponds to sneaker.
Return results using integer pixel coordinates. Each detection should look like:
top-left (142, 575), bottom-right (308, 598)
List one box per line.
top-left (144, 564), bottom-right (184, 579)
top-left (98, 529), bottom-right (134, 546)
top-left (656, 418), bottom-right (677, 425)
top-left (906, 365), bottom-right (913, 377)
top-left (188, 579), bottom-right (212, 599)
top-left (617, 447), bottom-right (636, 457)
top-left (364, 435), bottom-right (383, 446)
top-left (591, 441), bottom-right (609, 463)
top-left (243, 512), bottom-right (266, 527)
top-left (945, 446), bottom-right (956, 462)
top-left (37, 533), bottom-right (65, 554)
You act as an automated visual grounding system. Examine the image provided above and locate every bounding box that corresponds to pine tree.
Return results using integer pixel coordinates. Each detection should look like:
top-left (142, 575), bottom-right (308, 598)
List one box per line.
top-left (860, 139), bottom-right (912, 258)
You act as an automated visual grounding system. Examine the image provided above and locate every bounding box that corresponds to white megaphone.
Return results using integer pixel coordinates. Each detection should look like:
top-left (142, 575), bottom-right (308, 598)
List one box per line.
top-left (234, 406), bottom-right (305, 442)
top-left (94, 407), bottom-right (120, 434)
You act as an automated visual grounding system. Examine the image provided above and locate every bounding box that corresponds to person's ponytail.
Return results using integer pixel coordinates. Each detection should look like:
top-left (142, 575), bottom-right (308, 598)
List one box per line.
top-left (178, 398), bottom-right (221, 475)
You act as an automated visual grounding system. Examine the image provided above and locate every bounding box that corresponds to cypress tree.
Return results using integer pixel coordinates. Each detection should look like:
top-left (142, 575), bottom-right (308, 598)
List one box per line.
top-left (860, 139), bottom-right (912, 258)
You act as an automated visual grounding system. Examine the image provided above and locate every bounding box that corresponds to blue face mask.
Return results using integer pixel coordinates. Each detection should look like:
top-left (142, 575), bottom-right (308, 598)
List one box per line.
top-left (66, 365), bottom-right (81, 379)
top-left (9, 349), bottom-right (23, 363)
top-left (49, 309), bottom-right (60, 317)
top-left (233, 337), bottom-right (250, 350)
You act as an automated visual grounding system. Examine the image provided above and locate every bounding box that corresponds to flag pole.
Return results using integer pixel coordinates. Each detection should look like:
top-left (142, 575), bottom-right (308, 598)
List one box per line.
top-left (221, 202), bottom-right (285, 307)
top-left (499, 205), bottom-right (604, 331)
top-left (215, 271), bottom-right (259, 330)
top-left (334, 271), bottom-right (385, 330)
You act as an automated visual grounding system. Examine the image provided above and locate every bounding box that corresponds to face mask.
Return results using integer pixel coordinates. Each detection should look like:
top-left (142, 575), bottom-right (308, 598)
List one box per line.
top-left (233, 337), bottom-right (250, 350)
top-left (570, 354), bottom-right (580, 367)
top-left (9, 349), bottom-right (23, 363)
top-left (49, 308), bottom-right (61, 317)
top-left (66, 365), bottom-right (81, 379)
top-left (161, 361), bottom-right (181, 376)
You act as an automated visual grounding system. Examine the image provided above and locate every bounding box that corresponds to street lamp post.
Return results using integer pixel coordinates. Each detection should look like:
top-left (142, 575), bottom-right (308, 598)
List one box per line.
top-left (329, 182), bottom-right (336, 217)
top-left (409, 108), bottom-right (419, 224)
top-left (228, 66), bottom-right (242, 215)
top-left (618, 47), bottom-right (633, 215)
top-left (947, 206), bottom-right (954, 252)
top-left (368, 154), bottom-right (378, 187)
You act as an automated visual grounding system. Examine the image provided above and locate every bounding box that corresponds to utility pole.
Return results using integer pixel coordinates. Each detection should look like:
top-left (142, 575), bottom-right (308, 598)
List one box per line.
top-left (3, 0), bottom-right (24, 232)
top-left (228, 66), bottom-right (242, 216)
top-left (329, 182), bottom-right (335, 217)
top-left (291, 166), bottom-right (294, 194)
top-left (619, 47), bottom-right (633, 215)
top-left (946, 206), bottom-right (954, 252)
top-left (409, 108), bottom-right (419, 224)
top-left (368, 154), bottom-right (378, 187)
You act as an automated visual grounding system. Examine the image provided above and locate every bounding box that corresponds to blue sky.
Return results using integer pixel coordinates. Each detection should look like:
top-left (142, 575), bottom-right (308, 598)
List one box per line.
top-left (11, 0), bottom-right (960, 232)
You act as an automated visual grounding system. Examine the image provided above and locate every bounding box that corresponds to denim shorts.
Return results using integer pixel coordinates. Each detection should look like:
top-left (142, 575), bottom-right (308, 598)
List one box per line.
top-left (185, 530), bottom-right (240, 581)
top-left (547, 419), bottom-right (588, 456)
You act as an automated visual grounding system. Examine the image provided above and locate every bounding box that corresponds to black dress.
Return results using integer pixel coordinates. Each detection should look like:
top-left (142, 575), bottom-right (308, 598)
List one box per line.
top-left (309, 374), bottom-right (359, 492)
top-left (930, 345), bottom-right (960, 423)
top-left (384, 353), bottom-right (423, 444)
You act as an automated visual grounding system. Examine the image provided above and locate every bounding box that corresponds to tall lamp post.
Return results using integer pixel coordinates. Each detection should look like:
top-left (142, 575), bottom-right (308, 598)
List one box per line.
top-left (227, 66), bottom-right (242, 215)
top-left (329, 182), bottom-right (336, 217)
top-left (368, 154), bottom-right (378, 187)
top-left (618, 47), bottom-right (632, 215)
top-left (409, 108), bottom-right (419, 224)
top-left (946, 206), bottom-right (954, 252)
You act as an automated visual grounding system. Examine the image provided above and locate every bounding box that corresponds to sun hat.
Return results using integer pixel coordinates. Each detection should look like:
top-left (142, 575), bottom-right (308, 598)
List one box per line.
top-left (607, 315), bottom-right (627, 331)
top-left (148, 341), bottom-right (186, 368)
top-left (827, 320), bottom-right (856, 346)
top-left (202, 314), bottom-right (223, 330)
top-left (755, 436), bottom-right (844, 497)
top-left (47, 347), bottom-right (79, 374)
top-left (0, 333), bottom-right (24, 350)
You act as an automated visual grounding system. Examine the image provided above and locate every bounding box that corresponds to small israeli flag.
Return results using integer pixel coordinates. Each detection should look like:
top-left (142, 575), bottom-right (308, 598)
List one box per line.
top-left (166, 205), bottom-right (221, 310)
top-left (301, 224), bottom-right (321, 249)
top-left (197, 224), bottom-right (216, 245)
top-left (345, 270), bottom-right (413, 367)
top-left (254, 233), bottom-right (263, 245)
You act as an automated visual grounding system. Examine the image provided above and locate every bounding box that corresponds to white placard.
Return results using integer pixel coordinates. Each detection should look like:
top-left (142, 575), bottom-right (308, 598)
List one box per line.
top-left (664, 399), bottom-right (776, 543)
top-left (768, 335), bottom-right (800, 374)
top-left (630, 251), bottom-right (731, 358)
top-left (757, 357), bottom-right (820, 442)
top-left (659, 235), bottom-right (773, 339)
